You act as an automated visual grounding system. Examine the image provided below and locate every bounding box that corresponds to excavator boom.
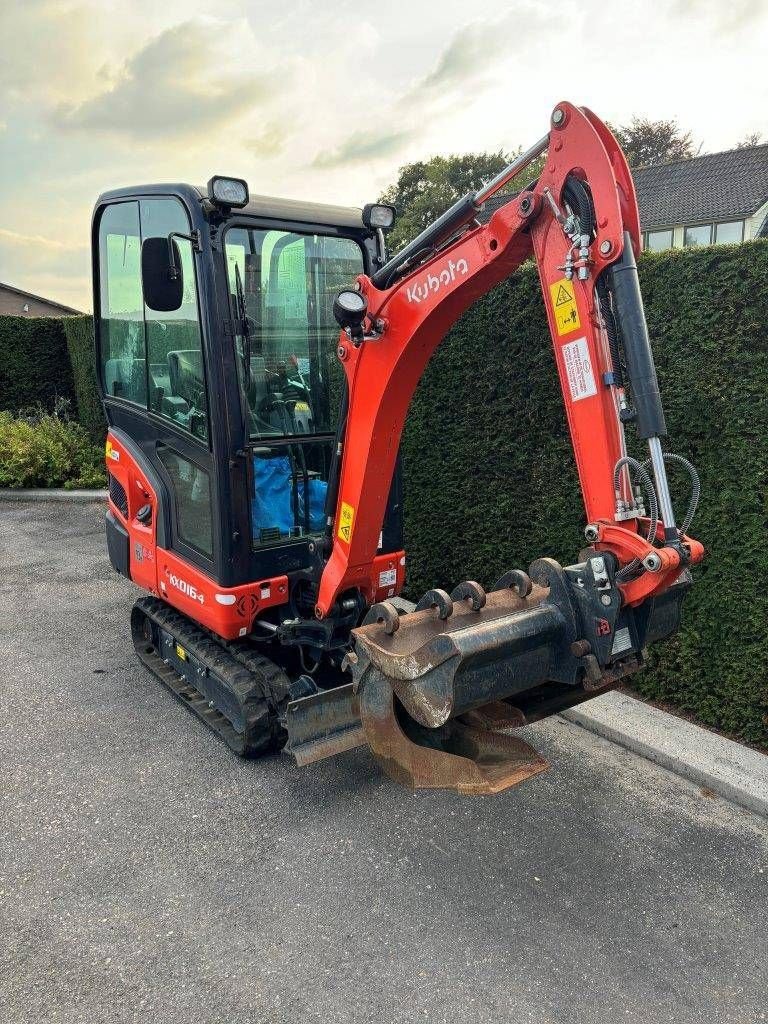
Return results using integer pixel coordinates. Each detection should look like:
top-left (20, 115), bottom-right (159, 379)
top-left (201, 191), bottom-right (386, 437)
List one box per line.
top-left (286, 102), bottom-right (703, 791)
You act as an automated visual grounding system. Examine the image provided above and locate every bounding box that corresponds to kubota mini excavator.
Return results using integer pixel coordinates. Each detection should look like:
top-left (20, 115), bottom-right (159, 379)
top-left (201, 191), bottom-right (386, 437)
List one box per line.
top-left (93, 102), bottom-right (703, 794)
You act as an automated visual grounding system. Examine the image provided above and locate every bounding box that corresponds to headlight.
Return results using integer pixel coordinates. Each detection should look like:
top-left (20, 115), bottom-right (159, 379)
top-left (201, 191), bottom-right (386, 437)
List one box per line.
top-left (362, 203), bottom-right (396, 232)
top-left (207, 175), bottom-right (249, 209)
top-left (333, 289), bottom-right (368, 336)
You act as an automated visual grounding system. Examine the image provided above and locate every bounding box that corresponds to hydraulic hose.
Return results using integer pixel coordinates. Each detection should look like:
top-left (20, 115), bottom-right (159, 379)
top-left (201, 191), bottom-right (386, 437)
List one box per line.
top-left (641, 452), bottom-right (700, 535)
top-left (612, 456), bottom-right (659, 582)
top-left (562, 176), bottom-right (595, 238)
top-left (596, 278), bottom-right (625, 388)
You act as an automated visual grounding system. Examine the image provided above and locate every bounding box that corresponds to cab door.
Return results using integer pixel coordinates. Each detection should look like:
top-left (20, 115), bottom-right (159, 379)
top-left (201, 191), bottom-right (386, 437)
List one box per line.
top-left (96, 196), bottom-right (218, 586)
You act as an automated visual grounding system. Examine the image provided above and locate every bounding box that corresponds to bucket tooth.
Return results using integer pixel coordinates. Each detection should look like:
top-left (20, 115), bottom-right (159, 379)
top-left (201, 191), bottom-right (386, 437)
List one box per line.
top-left (450, 580), bottom-right (486, 610)
top-left (362, 600), bottom-right (401, 634)
top-left (415, 588), bottom-right (454, 619)
top-left (492, 569), bottom-right (533, 597)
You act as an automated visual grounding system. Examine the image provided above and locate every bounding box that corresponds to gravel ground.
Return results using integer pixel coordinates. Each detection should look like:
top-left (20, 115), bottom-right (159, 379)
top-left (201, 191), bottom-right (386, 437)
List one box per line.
top-left (1, 501), bottom-right (766, 1024)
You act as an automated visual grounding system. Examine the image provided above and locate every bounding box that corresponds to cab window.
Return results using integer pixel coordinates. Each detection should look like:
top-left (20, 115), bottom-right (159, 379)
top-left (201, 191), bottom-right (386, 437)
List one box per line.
top-left (98, 202), bottom-right (146, 405)
top-left (223, 227), bottom-right (363, 549)
top-left (224, 228), bottom-right (363, 439)
top-left (141, 199), bottom-right (208, 442)
top-left (97, 197), bottom-right (208, 443)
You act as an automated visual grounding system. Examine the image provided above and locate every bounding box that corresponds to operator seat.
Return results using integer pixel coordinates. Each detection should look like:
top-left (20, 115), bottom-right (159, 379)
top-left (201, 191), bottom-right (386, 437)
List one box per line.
top-left (167, 349), bottom-right (204, 408)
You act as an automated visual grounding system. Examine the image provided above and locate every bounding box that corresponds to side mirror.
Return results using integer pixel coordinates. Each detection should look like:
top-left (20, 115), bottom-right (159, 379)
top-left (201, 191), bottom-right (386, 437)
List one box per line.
top-left (141, 236), bottom-right (183, 312)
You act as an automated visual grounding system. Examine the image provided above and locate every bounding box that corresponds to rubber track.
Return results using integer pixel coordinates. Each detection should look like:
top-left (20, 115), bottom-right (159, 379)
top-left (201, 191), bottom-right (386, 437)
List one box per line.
top-left (131, 595), bottom-right (291, 758)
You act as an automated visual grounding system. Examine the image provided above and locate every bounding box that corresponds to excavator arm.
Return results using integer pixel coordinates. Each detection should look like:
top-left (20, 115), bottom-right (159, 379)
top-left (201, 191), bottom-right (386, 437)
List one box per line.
top-left (286, 102), bottom-right (703, 793)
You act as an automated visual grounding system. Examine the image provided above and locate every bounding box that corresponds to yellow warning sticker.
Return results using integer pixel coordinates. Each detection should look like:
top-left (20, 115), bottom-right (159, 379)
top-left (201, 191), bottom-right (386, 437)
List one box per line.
top-left (175, 644), bottom-right (187, 662)
top-left (549, 278), bottom-right (581, 336)
top-left (337, 501), bottom-right (355, 544)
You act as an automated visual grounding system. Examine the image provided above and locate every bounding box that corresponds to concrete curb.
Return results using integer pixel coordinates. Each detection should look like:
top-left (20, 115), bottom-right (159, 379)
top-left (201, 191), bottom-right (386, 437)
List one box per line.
top-left (0, 488), bottom-right (107, 503)
top-left (561, 691), bottom-right (768, 818)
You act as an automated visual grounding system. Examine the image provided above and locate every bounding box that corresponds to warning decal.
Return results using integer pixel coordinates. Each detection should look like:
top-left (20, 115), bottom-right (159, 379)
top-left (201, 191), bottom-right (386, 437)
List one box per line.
top-left (562, 336), bottom-right (597, 402)
top-left (337, 501), bottom-right (355, 544)
top-left (549, 278), bottom-right (581, 336)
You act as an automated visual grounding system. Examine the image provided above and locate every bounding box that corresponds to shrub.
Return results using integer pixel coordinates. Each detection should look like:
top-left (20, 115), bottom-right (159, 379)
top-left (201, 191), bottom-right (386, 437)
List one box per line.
top-left (0, 401), bottom-right (106, 489)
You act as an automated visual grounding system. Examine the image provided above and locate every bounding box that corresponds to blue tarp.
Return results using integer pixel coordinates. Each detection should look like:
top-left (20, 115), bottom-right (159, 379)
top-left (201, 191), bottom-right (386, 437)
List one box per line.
top-left (251, 455), bottom-right (327, 539)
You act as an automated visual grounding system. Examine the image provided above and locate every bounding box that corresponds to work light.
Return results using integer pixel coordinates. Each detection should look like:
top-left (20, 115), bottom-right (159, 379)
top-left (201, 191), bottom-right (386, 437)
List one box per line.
top-left (362, 203), bottom-right (396, 232)
top-left (207, 175), bottom-right (249, 209)
top-left (333, 289), bottom-right (368, 339)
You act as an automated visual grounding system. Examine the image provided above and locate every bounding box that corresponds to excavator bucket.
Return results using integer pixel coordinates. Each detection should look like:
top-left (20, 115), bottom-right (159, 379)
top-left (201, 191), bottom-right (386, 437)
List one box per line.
top-left (286, 556), bottom-right (689, 794)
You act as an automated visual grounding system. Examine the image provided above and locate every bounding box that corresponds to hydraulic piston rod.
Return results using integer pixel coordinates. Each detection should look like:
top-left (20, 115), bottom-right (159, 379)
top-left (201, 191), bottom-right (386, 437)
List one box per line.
top-left (371, 133), bottom-right (550, 289)
top-left (473, 133), bottom-right (550, 204)
top-left (608, 230), bottom-right (679, 537)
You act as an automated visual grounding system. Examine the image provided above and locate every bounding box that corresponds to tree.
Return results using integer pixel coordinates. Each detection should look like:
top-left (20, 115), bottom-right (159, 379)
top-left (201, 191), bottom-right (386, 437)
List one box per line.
top-left (736, 131), bottom-right (763, 148)
top-left (379, 150), bottom-right (544, 251)
top-left (610, 117), bottom-right (699, 168)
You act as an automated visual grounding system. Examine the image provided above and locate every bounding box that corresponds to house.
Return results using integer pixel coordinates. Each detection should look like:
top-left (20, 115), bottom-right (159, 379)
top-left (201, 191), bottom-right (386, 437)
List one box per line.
top-left (634, 143), bottom-right (768, 250)
top-left (478, 142), bottom-right (768, 252)
top-left (0, 281), bottom-right (82, 317)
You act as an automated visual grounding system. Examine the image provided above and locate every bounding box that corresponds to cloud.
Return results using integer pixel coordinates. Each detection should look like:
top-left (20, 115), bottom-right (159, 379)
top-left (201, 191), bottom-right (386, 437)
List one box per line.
top-left (0, 226), bottom-right (81, 250)
top-left (402, 7), bottom-right (556, 109)
top-left (56, 18), bottom-right (271, 140)
top-left (0, 1), bottom-right (98, 104)
top-left (312, 127), bottom-right (416, 169)
top-left (312, 8), bottom-right (557, 173)
top-left (0, 226), bottom-right (88, 274)
top-left (409, 22), bottom-right (509, 100)
top-left (0, 225), bottom-right (90, 311)
top-left (668, 0), bottom-right (759, 35)
top-left (247, 123), bottom-right (288, 160)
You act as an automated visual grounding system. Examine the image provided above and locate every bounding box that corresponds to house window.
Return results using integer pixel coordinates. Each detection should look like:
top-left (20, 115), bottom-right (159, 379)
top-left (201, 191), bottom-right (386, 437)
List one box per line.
top-left (646, 228), bottom-right (674, 252)
top-left (714, 220), bottom-right (744, 244)
top-left (683, 224), bottom-right (712, 247)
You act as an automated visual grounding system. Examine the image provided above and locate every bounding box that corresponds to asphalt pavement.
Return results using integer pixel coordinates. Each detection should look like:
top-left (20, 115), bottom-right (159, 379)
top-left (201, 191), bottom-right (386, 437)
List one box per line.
top-left (1, 501), bottom-right (766, 1024)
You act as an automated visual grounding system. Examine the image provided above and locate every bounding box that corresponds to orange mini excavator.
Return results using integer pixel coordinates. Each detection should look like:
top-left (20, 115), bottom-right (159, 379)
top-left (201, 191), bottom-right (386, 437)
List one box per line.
top-left (93, 102), bottom-right (703, 793)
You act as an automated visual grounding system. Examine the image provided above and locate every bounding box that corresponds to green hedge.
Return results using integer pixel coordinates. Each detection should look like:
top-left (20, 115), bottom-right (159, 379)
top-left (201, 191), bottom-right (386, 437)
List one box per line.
top-left (1, 242), bottom-right (765, 742)
top-left (0, 316), bottom-right (76, 412)
top-left (62, 316), bottom-right (106, 443)
top-left (403, 240), bottom-right (768, 744)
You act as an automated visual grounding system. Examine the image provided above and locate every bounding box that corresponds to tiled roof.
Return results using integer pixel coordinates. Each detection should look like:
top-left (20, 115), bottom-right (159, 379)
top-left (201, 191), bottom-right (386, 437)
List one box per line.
top-left (477, 144), bottom-right (768, 231)
top-left (0, 281), bottom-right (82, 314)
top-left (633, 144), bottom-right (768, 228)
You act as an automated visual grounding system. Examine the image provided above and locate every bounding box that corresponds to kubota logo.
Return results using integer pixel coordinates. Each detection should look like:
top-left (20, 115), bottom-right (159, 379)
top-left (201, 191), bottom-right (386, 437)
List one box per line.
top-left (405, 257), bottom-right (469, 304)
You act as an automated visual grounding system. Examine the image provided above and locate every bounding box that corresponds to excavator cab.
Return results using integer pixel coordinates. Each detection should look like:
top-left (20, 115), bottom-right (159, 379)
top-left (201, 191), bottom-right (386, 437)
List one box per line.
top-left (94, 104), bottom-right (703, 794)
top-left (93, 182), bottom-right (403, 621)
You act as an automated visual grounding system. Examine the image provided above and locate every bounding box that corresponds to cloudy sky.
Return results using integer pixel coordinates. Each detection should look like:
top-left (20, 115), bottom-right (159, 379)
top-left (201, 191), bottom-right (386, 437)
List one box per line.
top-left (1, 0), bottom-right (766, 311)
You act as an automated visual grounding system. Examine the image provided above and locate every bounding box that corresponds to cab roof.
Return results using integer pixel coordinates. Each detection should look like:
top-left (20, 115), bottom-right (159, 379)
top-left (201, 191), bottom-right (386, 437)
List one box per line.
top-left (95, 182), bottom-right (366, 231)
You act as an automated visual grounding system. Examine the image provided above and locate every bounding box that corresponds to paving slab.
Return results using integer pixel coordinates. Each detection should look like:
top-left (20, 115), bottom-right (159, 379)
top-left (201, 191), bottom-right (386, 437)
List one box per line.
top-left (563, 691), bottom-right (768, 818)
top-left (0, 488), bottom-right (107, 502)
